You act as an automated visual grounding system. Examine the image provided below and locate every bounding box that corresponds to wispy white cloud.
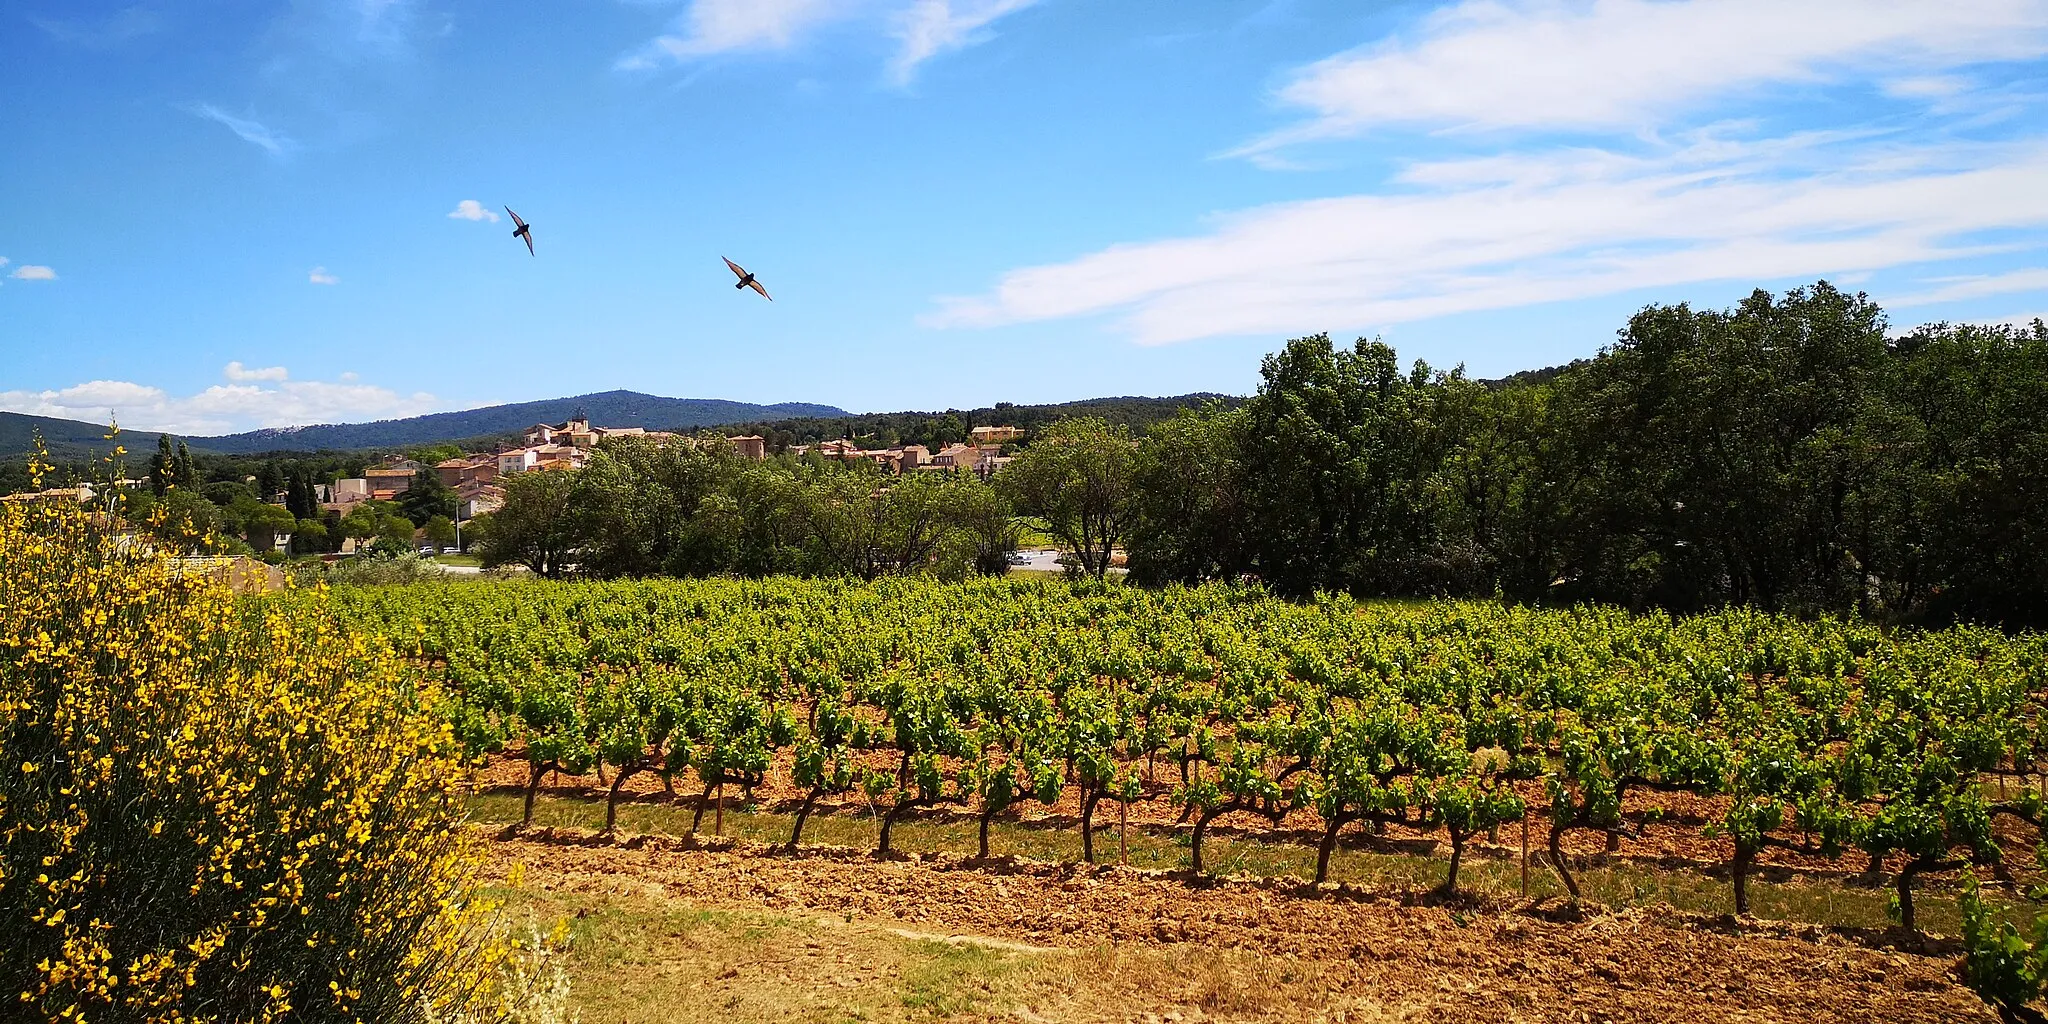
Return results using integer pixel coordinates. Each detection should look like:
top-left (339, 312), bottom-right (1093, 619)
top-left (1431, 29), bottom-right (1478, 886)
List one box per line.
top-left (1885, 267), bottom-right (2048, 307)
top-left (929, 1), bottom-right (2048, 345)
top-left (346, 0), bottom-right (419, 56)
top-left (224, 362), bottom-right (290, 382)
top-left (10, 266), bottom-right (58, 282)
top-left (187, 104), bottom-right (296, 158)
top-left (620, 0), bottom-right (856, 68)
top-left (308, 266), bottom-right (339, 285)
top-left (0, 364), bottom-right (444, 436)
top-left (620, 0), bottom-right (1034, 78)
top-left (929, 137), bottom-right (2048, 345)
top-left (1233, 0), bottom-right (2048, 156)
top-left (30, 5), bottom-right (165, 49)
top-left (447, 199), bottom-right (500, 222)
top-left (889, 0), bottom-right (1038, 84)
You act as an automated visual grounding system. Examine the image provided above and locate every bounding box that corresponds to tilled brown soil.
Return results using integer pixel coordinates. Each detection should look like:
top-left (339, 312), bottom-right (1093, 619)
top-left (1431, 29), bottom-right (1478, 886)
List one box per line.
top-left (487, 827), bottom-right (1998, 1023)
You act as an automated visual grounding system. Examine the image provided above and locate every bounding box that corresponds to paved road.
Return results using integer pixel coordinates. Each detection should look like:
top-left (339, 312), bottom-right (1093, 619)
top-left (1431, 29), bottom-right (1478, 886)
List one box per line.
top-left (1008, 548), bottom-right (1065, 572)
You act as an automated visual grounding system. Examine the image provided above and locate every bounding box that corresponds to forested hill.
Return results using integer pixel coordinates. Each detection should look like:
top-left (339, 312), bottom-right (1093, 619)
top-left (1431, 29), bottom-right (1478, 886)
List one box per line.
top-left (1, 392), bottom-right (1243, 462)
top-left (194, 392), bottom-right (850, 454)
top-left (0, 411), bottom-right (125, 462)
top-left (0, 391), bottom-right (851, 459)
top-left (711, 394), bottom-right (1242, 453)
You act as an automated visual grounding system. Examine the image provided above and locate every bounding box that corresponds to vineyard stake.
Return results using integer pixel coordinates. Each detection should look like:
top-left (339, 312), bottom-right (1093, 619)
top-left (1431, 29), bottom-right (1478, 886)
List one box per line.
top-left (715, 782), bottom-right (724, 836)
top-left (1119, 796), bottom-right (1129, 866)
top-left (1520, 812), bottom-right (1530, 898)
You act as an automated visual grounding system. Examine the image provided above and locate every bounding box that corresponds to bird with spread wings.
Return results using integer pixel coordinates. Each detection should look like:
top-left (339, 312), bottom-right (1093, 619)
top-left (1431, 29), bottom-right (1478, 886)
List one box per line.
top-left (724, 257), bottom-right (772, 301)
top-left (506, 207), bottom-right (534, 256)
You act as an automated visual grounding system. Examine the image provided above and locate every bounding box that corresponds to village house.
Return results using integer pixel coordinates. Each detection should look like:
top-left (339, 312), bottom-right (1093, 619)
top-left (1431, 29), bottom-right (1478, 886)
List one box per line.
top-left (323, 478), bottom-right (371, 511)
top-left (788, 431), bottom-right (1016, 481)
top-left (0, 484), bottom-right (97, 504)
top-left (362, 458), bottom-right (422, 502)
top-left (969, 425), bottom-right (1023, 444)
top-left (523, 416), bottom-right (676, 450)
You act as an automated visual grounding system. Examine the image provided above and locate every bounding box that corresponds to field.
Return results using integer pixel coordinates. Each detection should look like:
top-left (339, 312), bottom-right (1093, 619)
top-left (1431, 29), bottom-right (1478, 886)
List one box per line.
top-left (274, 574), bottom-right (2048, 1020)
top-left (481, 827), bottom-right (1991, 1023)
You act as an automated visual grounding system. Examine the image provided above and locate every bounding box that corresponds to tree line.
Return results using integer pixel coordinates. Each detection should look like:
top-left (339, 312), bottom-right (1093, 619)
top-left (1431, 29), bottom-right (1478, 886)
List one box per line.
top-left (471, 438), bottom-right (1017, 578)
top-left (1121, 283), bottom-right (2048, 626)
top-left (472, 281), bottom-right (2048, 626)
top-left (111, 438), bottom-right (460, 560)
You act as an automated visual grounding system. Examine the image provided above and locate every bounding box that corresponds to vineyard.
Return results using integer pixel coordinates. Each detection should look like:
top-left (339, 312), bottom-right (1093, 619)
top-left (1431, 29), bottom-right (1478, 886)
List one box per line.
top-left (297, 576), bottom-right (2048, 933)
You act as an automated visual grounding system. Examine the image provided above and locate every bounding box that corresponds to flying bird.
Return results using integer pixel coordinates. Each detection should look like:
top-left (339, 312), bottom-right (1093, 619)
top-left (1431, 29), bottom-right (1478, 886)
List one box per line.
top-left (724, 257), bottom-right (771, 301)
top-left (506, 207), bottom-right (534, 256)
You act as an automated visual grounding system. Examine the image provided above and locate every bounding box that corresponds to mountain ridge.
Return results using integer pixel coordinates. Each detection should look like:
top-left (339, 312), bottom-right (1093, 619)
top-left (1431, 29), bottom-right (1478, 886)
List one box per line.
top-left (1, 391), bottom-right (850, 459)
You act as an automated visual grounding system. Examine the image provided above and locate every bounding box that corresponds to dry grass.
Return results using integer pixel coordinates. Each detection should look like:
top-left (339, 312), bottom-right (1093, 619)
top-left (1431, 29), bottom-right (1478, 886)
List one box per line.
top-left (489, 882), bottom-right (1352, 1023)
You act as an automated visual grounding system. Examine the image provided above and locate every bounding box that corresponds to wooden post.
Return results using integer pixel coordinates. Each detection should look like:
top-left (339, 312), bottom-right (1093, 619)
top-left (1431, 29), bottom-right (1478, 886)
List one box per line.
top-left (714, 782), bottom-right (724, 837)
top-left (1520, 812), bottom-right (1530, 898)
top-left (1119, 796), bottom-right (1129, 866)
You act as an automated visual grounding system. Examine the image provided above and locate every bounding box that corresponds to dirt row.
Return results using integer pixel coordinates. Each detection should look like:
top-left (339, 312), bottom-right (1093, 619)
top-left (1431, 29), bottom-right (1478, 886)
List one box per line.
top-left (487, 826), bottom-right (1998, 1023)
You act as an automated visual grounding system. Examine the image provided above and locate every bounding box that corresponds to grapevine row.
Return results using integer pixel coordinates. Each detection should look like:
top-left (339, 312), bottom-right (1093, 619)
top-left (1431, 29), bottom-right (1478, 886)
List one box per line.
top-left (288, 576), bottom-right (2048, 928)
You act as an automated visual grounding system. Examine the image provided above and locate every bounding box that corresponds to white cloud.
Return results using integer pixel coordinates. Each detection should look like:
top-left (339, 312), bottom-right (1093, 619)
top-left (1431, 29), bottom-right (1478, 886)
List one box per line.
top-left (889, 0), bottom-right (1038, 84)
top-left (30, 6), bottom-right (166, 49)
top-left (929, 136), bottom-right (2048, 345)
top-left (620, 0), bottom-right (1032, 77)
top-left (447, 199), bottom-right (500, 222)
top-left (308, 266), bottom-right (339, 285)
top-left (622, 0), bottom-right (856, 67)
top-left (187, 103), bottom-right (296, 158)
top-left (1234, 0), bottom-right (2048, 155)
top-left (0, 365), bottom-right (443, 436)
top-left (1884, 268), bottom-right (2048, 307)
top-left (224, 362), bottom-right (290, 382)
top-left (1883, 75), bottom-right (1974, 101)
top-left (10, 265), bottom-right (57, 281)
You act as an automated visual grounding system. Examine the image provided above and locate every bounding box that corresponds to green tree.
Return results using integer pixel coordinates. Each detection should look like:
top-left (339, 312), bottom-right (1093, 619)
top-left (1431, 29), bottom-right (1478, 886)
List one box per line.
top-left (139, 488), bottom-right (220, 553)
top-left (375, 513), bottom-right (417, 555)
top-left (397, 467), bottom-right (458, 527)
top-left (149, 434), bottom-right (175, 498)
top-left (472, 469), bottom-right (583, 577)
top-left (941, 474), bottom-right (1020, 576)
top-left (683, 463), bottom-right (811, 576)
top-left (798, 467), bottom-right (972, 579)
top-left (574, 438), bottom-right (741, 577)
top-left (254, 461), bottom-right (285, 500)
top-left (1547, 283), bottom-right (1890, 612)
top-left (339, 503), bottom-right (381, 551)
top-left (1126, 405), bottom-right (1250, 585)
top-left (202, 480), bottom-right (252, 508)
top-left (229, 496), bottom-right (297, 554)
top-left (173, 440), bottom-right (197, 489)
top-left (293, 518), bottom-right (329, 554)
top-left (997, 417), bottom-right (1135, 579)
top-left (1233, 334), bottom-right (1458, 598)
top-left (424, 514), bottom-right (457, 553)
top-left (285, 471), bottom-right (319, 522)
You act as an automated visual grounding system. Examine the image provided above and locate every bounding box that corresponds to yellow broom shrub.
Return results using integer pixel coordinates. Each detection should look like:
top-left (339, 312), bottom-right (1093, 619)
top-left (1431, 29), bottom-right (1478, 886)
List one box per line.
top-left (1, 453), bottom-right (508, 1024)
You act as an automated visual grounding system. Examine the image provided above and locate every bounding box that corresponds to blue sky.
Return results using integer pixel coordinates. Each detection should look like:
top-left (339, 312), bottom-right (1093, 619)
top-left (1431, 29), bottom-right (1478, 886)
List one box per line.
top-left (4, 0), bottom-right (2048, 434)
